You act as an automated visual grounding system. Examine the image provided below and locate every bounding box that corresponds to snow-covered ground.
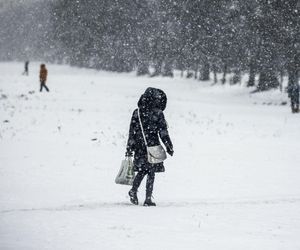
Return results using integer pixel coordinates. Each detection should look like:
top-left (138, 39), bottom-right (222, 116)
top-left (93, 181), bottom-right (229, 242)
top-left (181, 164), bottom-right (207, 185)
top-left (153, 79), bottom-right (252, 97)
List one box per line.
top-left (0, 62), bottom-right (299, 250)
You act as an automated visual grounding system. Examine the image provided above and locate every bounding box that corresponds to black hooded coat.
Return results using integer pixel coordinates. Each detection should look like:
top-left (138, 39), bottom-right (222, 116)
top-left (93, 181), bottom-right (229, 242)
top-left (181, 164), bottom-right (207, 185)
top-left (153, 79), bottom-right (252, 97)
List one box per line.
top-left (126, 88), bottom-right (173, 172)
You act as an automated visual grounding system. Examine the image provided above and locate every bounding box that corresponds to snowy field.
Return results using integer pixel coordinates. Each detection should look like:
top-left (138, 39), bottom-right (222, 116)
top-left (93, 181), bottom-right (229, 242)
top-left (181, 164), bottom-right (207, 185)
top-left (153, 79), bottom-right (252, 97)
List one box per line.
top-left (0, 62), bottom-right (300, 250)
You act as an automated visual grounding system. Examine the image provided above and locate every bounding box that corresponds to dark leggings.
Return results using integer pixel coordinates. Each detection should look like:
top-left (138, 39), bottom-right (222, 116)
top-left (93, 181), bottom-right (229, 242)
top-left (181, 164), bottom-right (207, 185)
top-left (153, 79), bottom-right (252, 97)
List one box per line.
top-left (132, 168), bottom-right (155, 199)
top-left (40, 81), bottom-right (49, 92)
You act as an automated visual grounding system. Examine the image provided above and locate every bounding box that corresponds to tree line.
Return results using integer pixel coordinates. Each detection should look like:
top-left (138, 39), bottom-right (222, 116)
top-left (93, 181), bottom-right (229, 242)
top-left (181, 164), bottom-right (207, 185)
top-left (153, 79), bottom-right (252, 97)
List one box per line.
top-left (0, 0), bottom-right (299, 91)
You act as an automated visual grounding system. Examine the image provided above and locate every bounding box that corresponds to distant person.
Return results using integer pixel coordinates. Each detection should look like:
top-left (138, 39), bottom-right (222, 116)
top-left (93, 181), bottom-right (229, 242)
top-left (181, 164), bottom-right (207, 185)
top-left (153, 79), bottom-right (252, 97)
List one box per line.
top-left (287, 83), bottom-right (300, 113)
top-left (39, 64), bottom-right (49, 92)
top-left (126, 87), bottom-right (174, 206)
top-left (22, 61), bottom-right (29, 76)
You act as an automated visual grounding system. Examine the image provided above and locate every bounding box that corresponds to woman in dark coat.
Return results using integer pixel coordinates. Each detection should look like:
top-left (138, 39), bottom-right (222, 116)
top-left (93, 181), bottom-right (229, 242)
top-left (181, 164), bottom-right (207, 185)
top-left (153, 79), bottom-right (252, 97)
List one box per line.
top-left (126, 87), bottom-right (174, 206)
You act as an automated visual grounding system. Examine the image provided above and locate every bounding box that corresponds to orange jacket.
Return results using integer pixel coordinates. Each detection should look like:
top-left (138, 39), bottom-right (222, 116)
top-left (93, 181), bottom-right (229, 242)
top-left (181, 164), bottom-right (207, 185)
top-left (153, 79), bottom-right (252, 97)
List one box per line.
top-left (40, 68), bottom-right (48, 82)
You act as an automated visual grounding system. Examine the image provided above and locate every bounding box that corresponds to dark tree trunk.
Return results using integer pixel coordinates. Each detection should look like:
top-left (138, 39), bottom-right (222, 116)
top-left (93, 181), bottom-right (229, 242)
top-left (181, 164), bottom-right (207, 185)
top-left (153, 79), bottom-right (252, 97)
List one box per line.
top-left (151, 59), bottom-right (163, 77)
top-left (177, 59), bottom-right (185, 77)
top-left (214, 71), bottom-right (217, 84)
top-left (194, 66), bottom-right (198, 79)
top-left (231, 69), bottom-right (241, 85)
top-left (186, 68), bottom-right (193, 78)
top-left (211, 64), bottom-right (217, 84)
top-left (257, 66), bottom-right (279, 91)
top-left (287, 66), bottom-right (298, 87)
top-left (256, 39), bottom-right (279, 91)
top-left (137, 60), bottom-right (150, 76)
top-left (221, 64), bottom-right (227, 84)
top-left (279, 69), bottom-right (284, 92)
top-left (287, 52), bottom-right (300, 88)
top-left (200, 62), bottom-right (210, 81)
top-left (162, 58), bottom-right (174, 77)
top-left (247, 62), bottom-right (255, 87)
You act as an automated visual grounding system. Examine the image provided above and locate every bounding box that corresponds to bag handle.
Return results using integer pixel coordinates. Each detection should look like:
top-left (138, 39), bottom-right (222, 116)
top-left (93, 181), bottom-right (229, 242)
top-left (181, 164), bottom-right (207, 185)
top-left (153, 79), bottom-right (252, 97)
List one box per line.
top-left (137, 108), bottom-right (148, 147)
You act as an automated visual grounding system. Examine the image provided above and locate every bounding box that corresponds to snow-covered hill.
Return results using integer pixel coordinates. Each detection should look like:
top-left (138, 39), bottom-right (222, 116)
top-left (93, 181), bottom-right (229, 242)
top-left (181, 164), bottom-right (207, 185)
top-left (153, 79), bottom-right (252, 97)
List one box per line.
top-left (0, 62), bottom-right (299, 249)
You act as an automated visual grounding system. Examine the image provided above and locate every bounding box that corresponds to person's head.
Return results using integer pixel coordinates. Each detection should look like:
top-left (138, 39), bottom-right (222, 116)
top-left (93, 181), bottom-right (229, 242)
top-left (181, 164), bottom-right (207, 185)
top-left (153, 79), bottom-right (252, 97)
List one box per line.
top-left (138, 87), bottom-right (167, 111)
top-left (40, 64), bottom-right (46, 69)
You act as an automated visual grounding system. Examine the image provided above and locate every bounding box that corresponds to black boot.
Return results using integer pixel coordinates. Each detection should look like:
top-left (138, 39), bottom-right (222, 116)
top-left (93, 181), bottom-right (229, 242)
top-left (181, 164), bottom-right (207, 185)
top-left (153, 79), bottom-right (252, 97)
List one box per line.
top-left (128, 189), bottom-right (138, 205)
top-left (144, 170), bottom-right (156, 206)
top-left (143, 197), bottom-right (156, 206)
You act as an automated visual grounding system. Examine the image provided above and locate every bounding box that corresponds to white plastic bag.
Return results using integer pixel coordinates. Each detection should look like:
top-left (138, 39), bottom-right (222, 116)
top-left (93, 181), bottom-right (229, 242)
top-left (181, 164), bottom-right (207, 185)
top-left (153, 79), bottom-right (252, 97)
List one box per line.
top-left (115, 157), bottom-right (135, 185)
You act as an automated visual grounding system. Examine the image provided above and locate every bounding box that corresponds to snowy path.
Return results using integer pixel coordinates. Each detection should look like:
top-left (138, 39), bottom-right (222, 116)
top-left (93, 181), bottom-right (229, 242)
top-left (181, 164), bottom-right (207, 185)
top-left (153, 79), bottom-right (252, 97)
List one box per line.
top-left (0, 62), bottom-right (300, 249)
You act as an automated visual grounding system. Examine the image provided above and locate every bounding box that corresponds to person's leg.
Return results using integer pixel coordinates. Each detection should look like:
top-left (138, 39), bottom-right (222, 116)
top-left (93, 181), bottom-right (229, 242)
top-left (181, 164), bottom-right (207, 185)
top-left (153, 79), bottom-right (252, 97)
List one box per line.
top-left (40, 82), bottom-right (43, 92)
top-left (146, 169), bottom-right (155, 199)
top-left (129, 170), bottom-right (147, 205)
top-left (44, 84), bottom-right (49, 92)
top-left (131, 170), bottom-right (146, 192)
top-left (144, 168), bottom-right (156, 206)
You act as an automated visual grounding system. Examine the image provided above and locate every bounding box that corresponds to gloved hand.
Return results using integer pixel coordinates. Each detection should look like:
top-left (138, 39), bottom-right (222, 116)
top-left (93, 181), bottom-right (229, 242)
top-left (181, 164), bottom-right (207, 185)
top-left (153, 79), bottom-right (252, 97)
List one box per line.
top-left (167, 148), bottom-right (174, 156)
top-left (125, 151), bottom-right (133, 157)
